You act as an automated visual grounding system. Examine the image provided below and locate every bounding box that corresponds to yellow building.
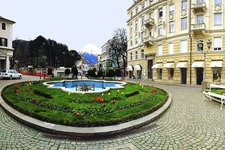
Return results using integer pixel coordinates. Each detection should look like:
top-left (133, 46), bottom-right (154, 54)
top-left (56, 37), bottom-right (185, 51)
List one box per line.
top-left (127, 0), bottom-right (225, 85)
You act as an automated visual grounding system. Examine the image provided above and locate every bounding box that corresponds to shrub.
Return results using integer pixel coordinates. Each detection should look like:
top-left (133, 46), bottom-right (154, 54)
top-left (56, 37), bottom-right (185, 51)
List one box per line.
top-left (125, 91), bottom-right (139, 98)
top-left (65, 68), bottom-right (71, 76)
top-left (71, 66), bottom-right (78, 78)
top-left (97, 70), bottom-right (103, 77)
top-left (114, 68), bottom-right (122, 77)
top-left (33, 90), bottom-right (52, 99)
top-left (87, 68), bottom-right (96, 77)
top-left (106, 69), bottom-right (115, 77)
top-left (47, 68), bottom-right (53, 75)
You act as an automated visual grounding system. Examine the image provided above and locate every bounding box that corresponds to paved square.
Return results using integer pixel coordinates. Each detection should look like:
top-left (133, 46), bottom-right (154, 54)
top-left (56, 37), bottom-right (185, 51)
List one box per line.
top-left (0, 76), bottom-right (225, 149)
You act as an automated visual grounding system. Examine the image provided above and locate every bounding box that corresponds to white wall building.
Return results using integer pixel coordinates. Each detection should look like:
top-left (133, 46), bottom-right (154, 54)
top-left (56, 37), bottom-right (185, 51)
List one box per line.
top-left (76, 58), bottom-right (90, 75)
top-left (0, 16), bottom-right (15, 70)
top-left (98, 41), bottom-right (112, 71)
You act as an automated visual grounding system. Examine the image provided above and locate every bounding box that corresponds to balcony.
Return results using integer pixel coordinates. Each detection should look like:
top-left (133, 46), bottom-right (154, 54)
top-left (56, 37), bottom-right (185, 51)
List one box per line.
top-left (143, 36), bottom-right (154, 46)
top-left (192, 2), bottom-right (207, 13)
top-left (191, 23), bottom-right (206, 35)
top-left (144, 18), bottom-right (154, 28)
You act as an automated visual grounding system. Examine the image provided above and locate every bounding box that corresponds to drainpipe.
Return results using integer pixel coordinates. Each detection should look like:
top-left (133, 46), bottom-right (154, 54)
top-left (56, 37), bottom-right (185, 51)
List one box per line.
top-left (189, 0), bottom-right (192, 85)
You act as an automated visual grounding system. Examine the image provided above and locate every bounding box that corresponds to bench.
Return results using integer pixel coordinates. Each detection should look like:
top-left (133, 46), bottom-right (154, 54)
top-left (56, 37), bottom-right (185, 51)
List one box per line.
top-left (203, 84), bottom-right (225, 109)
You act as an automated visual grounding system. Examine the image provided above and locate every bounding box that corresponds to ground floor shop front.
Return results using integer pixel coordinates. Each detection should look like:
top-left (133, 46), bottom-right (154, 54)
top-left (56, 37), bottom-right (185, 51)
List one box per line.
top-left (127, 53), bottom-right (225, 85)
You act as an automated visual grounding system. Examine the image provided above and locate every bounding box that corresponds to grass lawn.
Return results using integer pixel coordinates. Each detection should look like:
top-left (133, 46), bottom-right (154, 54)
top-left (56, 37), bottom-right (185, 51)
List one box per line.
top-left (2, 80), bottom-right (168, 127)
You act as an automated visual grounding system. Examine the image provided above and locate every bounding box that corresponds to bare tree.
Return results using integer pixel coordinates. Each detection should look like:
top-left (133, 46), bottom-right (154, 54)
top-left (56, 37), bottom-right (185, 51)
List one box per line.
top-left (109, 28), bottom-right (127, 77)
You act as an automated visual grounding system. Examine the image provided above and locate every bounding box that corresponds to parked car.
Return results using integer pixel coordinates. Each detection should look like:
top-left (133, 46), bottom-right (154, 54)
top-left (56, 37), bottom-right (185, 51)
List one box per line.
top-left (0, 69), bottom-right (22, 79)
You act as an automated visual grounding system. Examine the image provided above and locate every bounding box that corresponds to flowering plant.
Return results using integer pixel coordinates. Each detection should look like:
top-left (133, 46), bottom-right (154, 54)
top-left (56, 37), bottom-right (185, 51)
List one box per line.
top-left (75, 112), bottom-right (81, 116)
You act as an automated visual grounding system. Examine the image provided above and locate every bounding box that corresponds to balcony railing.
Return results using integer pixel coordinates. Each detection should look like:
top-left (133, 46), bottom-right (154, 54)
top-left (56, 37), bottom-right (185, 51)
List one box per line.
top-left (191, 23), bottom-right (206, 34)
top-left (144, 18), bottom-right (154, 28)
top-left (192, 2), bottom-right (207, 13)
top-left (143, 36), bottom-right (154, 46)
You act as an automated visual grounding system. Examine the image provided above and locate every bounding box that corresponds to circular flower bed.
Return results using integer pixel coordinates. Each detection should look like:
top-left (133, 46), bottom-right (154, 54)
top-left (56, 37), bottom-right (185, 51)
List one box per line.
top-left (1, 81), bottom-right (168, 127)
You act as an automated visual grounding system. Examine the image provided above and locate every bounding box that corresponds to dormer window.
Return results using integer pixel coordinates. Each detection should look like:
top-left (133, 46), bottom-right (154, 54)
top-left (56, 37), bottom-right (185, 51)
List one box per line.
top-left (2, 23), bottom-right (6, 30)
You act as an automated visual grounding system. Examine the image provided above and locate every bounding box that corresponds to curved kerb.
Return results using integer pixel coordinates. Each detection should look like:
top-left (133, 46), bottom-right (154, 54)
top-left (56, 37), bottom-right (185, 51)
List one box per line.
top-left (0, 85), bottom-right (172, 137)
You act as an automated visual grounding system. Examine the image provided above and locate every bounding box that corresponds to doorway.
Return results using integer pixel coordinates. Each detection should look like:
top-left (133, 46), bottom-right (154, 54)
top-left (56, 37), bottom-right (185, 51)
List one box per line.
top-left (129, 71), bottom-right (133, 78)
top-left (0, 59), bottom-right (6, 70)
top-left (196, 68), bottom-right (203, 85)
top-left (148, 59), bottom-right (153, 79)
top-left (181, 68), bottom-right (187, 84)
top-left (137, 70), bottom-right (142, 79)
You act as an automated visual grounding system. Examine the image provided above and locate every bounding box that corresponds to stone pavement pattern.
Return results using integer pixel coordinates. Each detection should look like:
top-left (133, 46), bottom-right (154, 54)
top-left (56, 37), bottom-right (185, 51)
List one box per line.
top-left (0, 76), bottom-right (225, 150)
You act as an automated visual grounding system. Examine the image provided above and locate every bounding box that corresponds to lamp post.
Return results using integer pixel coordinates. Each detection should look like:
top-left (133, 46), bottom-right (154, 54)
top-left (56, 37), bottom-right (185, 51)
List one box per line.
top-left (42, 55), bottom-right (47, 79)
top-left (202, 39), bottom-right (212, 91)
top-left (15, 60), bottom-right (19, 71)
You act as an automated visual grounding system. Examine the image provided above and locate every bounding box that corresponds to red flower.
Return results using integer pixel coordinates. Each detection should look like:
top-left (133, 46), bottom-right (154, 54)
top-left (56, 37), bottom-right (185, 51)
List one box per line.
top-left (75, 112), bottom-right (81, 116)
top-left (15, 89), bottom-right (20, 94)
top-left (151, 89), bottom-right (156, 94)
top-left (100, 97), bottom-right (104, 103)
top-left (96, 96), bottom-right (101, 101)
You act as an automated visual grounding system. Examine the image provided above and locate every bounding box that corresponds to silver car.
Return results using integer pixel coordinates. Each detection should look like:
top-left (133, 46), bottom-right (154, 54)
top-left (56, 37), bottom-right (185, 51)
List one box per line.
top-left (0, 69), bottom-right (22, 79)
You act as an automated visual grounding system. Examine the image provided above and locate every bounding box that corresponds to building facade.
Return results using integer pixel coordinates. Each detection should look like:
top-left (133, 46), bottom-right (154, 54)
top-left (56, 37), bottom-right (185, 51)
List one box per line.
top-left (98, 40), bottom-right (123, 71)
top-left (127, 0), bottom-right (225, 85)
top-left (76, 57), bottom-right (90, 75)
top-left (0, 16), bottom-right (15, 70)
top-left (98, 41), bottom-right (114, 71)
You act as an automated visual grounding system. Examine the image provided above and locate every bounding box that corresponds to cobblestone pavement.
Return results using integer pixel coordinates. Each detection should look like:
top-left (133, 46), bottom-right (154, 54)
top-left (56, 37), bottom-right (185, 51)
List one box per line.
top-left (0, 76), bottom-right (225, 150)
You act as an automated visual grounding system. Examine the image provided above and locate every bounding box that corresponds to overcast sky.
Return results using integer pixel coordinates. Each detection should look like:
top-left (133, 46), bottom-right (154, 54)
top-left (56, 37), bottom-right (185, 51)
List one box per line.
top-left (1, 0), bottom-right (132, 52)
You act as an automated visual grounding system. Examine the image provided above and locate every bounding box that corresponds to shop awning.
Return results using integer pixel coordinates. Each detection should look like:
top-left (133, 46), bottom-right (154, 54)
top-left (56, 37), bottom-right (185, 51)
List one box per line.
top-left (191, 62), bottom-right (204, 68)
top-left (127, 65), bottom-right (133, 71)
top-left (134, 65), bottom-right (142, 71)
top-left (176, 62), bottom-right (187, 68)
top-left (152, 63), bottom-right (163, 69)
top-left (210, 61), bottom-right (222, 68)
top-left (163, 63), bottom-right (174, 68)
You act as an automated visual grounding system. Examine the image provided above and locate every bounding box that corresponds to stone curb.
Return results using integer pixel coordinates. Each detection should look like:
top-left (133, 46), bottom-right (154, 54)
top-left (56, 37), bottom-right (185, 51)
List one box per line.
top-left (0, 83), bottom-right (172, 137)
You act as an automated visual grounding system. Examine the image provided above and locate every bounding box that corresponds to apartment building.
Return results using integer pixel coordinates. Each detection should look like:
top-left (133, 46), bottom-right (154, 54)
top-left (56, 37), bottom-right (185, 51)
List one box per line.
top-left (127, 0), bottom-right (225, 85)
top-left (0, 16), bottom-right (15, 70)
top-left (98, 41), bottom-right (113, 71)
top-left (98, 40), bottom-right (123, 71)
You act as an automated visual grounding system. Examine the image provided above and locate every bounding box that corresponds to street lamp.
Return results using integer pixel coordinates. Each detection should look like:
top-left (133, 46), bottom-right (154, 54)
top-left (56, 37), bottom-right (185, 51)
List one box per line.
top-left (42, 55), bottom-right (47, 79)
top-left (15, 60), bottom-right (19, 71)
top-left (202, 39), bottom-right (212, 91)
